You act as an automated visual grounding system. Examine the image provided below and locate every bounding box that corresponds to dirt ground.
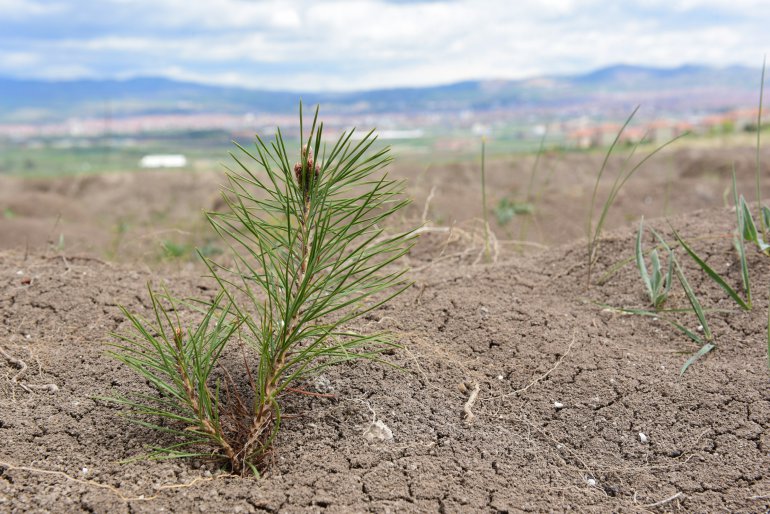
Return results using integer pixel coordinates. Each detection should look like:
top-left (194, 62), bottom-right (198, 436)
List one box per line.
top-left (1, 144), bottom-right (770, 512)
top-left (2, 144), bottom-right (770, 264)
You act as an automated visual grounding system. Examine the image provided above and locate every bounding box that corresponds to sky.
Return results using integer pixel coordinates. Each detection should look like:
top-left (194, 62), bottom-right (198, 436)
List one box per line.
top-left (0, 0), bottom-right (768, 91)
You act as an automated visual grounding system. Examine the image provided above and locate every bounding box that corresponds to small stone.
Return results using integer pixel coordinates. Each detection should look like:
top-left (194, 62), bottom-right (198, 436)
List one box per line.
top-left (639, 432), bottom-right (649, 444)
top-left (313, 375), bottom-right (333, 394)
top-left (363, 420), bottom-right (393, 442)
top-left (553, 401), bottom-right (564, 410)
top-left (586, 478), bottom-right (597, 487)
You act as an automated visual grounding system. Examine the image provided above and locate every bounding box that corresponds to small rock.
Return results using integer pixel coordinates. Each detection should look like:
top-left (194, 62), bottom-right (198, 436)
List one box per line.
top-left (363, 420), bottom-right (393, 442)
top-left (313, 375), bottom-right (333, 394)
top-left (586, 477), bottom-right (597, 487)
top-left (553, 401), bottom-right (564, 410)
top-left (639, 432), bottom-right (649, 444)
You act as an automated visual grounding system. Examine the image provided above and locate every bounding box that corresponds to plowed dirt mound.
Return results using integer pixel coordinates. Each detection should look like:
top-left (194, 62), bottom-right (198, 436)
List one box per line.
top-left (1, 205), bottom-right (769, 512)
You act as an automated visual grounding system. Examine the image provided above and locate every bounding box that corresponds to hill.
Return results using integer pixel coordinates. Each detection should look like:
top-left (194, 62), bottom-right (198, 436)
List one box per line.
top-left (0, 64), bottom-right (762, 122)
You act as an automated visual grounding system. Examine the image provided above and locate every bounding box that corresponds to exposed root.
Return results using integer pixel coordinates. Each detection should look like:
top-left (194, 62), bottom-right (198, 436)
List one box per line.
top-left (0, 459), bottom-right (214, 502)
top-left (0, 346), bottom-right (59, 395)
top-left (461, 381), bottom-right (480, 424)
top-left (413, 217), bottom-right (500, 268)
top-left (489, 331), bottom-right (577, 401)
top-left (20, 383), bottom-right (59, 393)
top-left (0, 345), bottom-right (27, 382)
top-left (643, 491), bottom-right (683, 508)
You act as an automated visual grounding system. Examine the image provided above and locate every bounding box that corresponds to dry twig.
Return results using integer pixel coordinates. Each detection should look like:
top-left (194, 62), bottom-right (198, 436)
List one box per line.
top-left (642, 491), bottom-right (683, 508)
top-left (487, 332), bottom-right (577, 401)
top-left (0, 346), bottom-right (59, 394)
top-left (462, 381), bottom-right (480, 424)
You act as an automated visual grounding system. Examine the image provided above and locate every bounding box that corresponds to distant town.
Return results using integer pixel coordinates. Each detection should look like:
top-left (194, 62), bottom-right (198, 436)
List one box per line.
top-left (1, 64), bottom-right (767, 173)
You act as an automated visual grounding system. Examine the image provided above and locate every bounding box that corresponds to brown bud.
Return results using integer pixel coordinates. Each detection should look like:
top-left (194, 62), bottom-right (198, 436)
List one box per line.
top-left (294, 145), bottom-right (321, 192)
top-left (174, 327), bottom-right (184, 349)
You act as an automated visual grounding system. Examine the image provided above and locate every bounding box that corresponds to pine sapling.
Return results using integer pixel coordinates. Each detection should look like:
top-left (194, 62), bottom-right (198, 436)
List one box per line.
top-left (107, 105), bottom-right (416, 476)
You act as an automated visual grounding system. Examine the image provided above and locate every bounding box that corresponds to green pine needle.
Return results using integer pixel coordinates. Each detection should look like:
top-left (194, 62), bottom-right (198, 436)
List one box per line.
top-left (107, 105), bottom-right (416, 476)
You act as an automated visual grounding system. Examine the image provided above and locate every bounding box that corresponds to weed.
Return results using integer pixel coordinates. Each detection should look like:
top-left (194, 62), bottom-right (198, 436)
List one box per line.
top-left (161, 240), bottom-right (193, 260)
top-left (613, 220), bottom-right (718, 374)
top-left (494, 198), bottom-right (533, 226)
top-left (585, 107), bottom-right (686, 286)
top-left (107, 106), bottom-right (416, 475)
top-left (513, 131), bottom-right (547, 242)
top-left (635, 217), bottom-right (673, 310)
top-left (670, 223), bottom-right (751, 311)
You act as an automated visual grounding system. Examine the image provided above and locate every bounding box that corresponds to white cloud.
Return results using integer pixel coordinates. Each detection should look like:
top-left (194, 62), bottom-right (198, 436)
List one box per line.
top-left (0, 0), bottom-right (767, 89)
top-left (0, 0), bottom-right (65, 17)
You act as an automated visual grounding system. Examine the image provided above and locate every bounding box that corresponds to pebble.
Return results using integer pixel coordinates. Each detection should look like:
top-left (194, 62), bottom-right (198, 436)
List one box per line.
top-left (363, 420), bottom-right (393, 442)
top-left (639, 432), bottom-right (649, 444)
top-left (313, 375), bottom-right (333, 394)
top-left (553, 401), bottom-right (564, 410)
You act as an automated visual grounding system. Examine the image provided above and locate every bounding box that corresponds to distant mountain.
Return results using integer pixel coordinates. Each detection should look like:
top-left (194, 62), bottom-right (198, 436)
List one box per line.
top-left (0, 64), bottom-right (762, 123)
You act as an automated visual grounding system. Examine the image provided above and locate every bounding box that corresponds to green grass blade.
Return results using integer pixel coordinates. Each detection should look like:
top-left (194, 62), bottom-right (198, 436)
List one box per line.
top-left (599, 304), bottom-right (704, 345)
top-left (732, 170), bottom-right (752, 304)
top-left (670, 224), bottom-right (750, 311)
top-left (756, 57), bottom-right (766, 238)
top-left (672, 257), bottom-right (712, 341)
top-left (586, 106), bottom-right (639, 284)
top-left (635, 217), bottom-right (653, 303)
top-left (739, 196), bottom-right (759, 243)
top-left (680, 343), bottom-right (716, 375)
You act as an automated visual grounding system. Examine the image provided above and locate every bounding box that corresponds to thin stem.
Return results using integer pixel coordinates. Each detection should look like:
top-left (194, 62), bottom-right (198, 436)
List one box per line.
top-left (757, 56), bottom-right (767, 238)
top-left (481, 137), bottom-right (490, 261)
top-left (172, 329), bottom-right (236, 465)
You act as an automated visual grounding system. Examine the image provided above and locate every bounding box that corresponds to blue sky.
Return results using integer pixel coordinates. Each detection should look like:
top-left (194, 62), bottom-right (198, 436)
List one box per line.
top-left (0, 0), bottom-right (767, 91)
